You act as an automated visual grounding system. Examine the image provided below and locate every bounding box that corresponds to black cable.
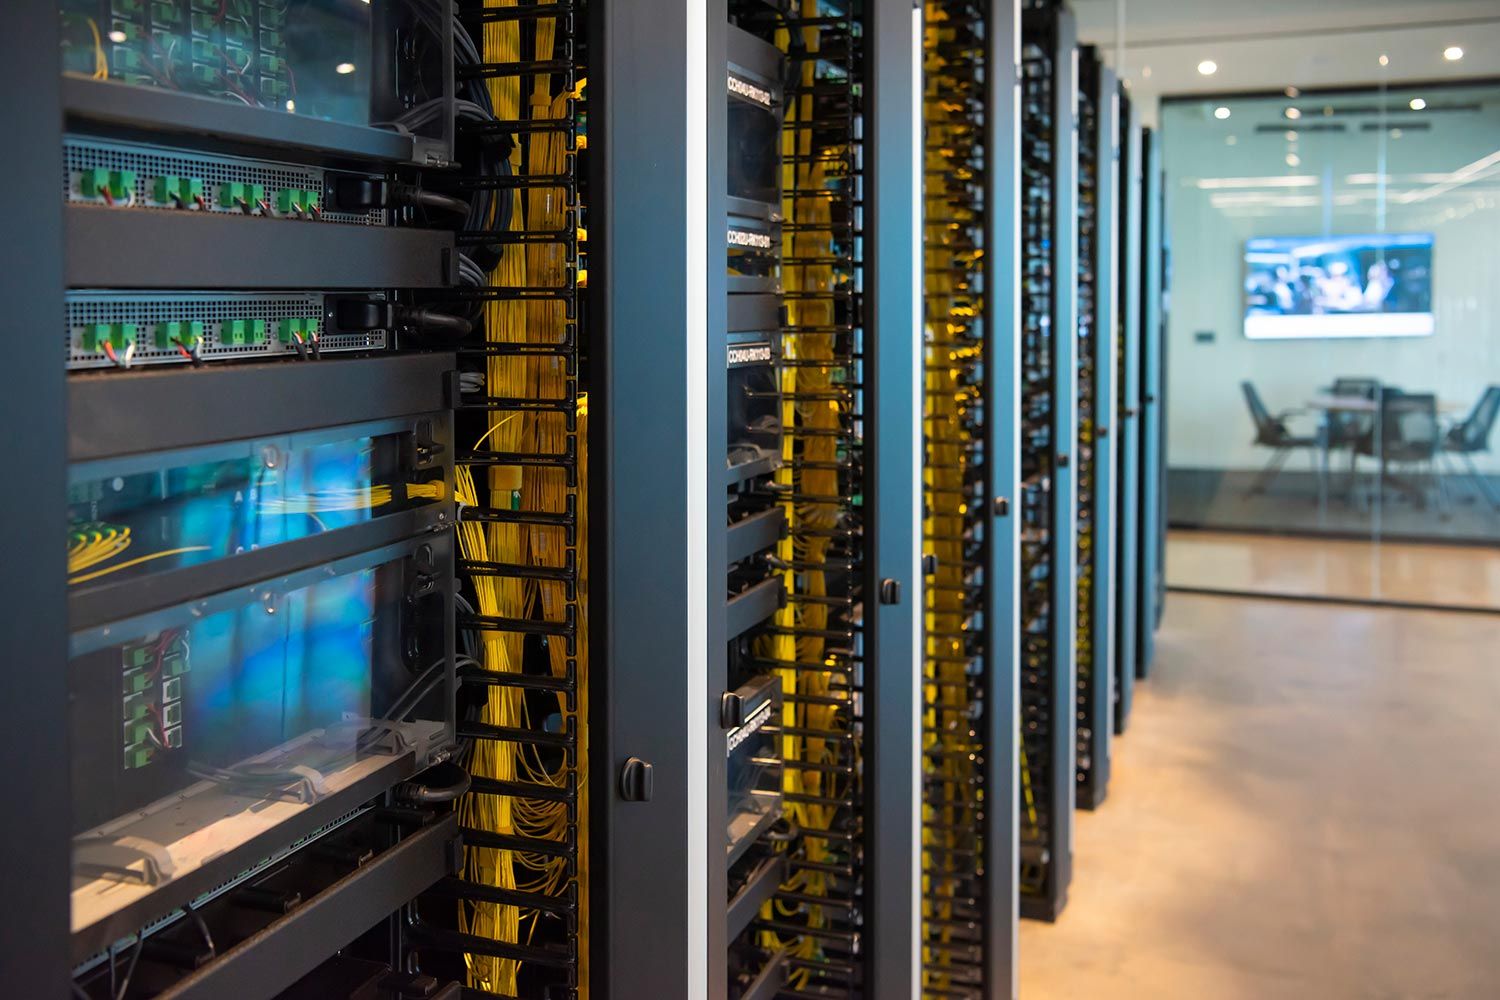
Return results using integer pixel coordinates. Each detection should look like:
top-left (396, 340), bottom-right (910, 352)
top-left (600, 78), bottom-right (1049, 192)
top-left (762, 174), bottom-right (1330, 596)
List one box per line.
top-left (183, 900), bottom-right (216, 958)
top-left (401, 188), bottom-right (473, 219)
top-left (399, 306), bottom-right (473, 339)
top-left (114, 934), bottom-right (142, 1000)
top-left (395, 762), bottom-right (472, 805)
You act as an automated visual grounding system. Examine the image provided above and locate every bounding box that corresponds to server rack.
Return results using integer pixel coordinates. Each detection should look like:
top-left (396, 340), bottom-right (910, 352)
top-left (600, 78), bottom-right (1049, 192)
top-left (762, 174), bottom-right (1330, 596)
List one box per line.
top-left (1137, 125), bottom-right (1165, 679)
top-left (919, 0), bottom-right (1022, 995)
top-left (1073, 47), bottom-right (1118, 812)
top-left (40, 4), bottom-right (485, 996)
top-left (1113, 92), bottom-right (1143, 735)
top-left (1017, 0), bottom-right (1077, 923)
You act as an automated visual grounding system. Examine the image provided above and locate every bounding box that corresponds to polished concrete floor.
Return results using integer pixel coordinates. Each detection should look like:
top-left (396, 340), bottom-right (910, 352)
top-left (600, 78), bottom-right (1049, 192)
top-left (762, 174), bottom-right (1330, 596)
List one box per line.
top-left (1167, 530), bottom-right (1500, 610)
top-left (1018, 593), bottom-right (1500, 999)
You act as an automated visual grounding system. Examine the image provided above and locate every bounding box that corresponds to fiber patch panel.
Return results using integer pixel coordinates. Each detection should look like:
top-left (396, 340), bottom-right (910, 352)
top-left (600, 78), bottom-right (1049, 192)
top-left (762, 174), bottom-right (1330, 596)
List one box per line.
top-left (66, 291), bottom-right (386, 368)
top-left (64, 137), bottom-right (386, 225)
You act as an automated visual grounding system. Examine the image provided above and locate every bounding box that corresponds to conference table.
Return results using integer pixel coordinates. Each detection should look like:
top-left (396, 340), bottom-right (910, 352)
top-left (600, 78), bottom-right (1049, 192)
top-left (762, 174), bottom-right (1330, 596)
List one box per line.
top-left (1305, 393), bottom-right (1462, 510)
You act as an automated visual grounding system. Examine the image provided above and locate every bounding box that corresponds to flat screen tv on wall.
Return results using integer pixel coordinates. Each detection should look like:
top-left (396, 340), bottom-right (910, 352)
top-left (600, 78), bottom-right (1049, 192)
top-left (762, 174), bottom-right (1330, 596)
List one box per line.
top-left (1243, 232), bottom-right (1434, 339)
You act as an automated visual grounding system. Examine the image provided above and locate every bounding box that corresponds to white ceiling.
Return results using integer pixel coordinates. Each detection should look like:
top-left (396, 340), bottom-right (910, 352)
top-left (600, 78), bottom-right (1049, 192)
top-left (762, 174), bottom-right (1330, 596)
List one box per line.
top-left (1071, 0), bottom-right (1500, 125)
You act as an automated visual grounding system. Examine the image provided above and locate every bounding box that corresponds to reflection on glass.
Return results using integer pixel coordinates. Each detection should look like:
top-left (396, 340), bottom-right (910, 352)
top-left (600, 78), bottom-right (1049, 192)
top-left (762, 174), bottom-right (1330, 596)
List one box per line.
top-left (1160, 82), bottom-right (1500, 608)
top-left (58, 0), bottom-right (372, 125)
top-left (67, 428), bottom-right (444, 585)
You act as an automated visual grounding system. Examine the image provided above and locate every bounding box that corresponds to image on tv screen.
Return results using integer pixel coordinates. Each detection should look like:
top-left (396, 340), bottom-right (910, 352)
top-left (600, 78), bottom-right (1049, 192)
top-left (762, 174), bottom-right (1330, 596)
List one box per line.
top-left (1243, 232), bottom-right (1434, 339)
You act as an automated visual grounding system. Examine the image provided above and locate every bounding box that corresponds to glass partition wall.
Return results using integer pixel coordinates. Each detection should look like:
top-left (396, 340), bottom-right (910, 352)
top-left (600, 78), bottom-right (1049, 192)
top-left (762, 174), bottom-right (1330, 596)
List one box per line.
top-left (1160, 80), bottom-right (1500, 610)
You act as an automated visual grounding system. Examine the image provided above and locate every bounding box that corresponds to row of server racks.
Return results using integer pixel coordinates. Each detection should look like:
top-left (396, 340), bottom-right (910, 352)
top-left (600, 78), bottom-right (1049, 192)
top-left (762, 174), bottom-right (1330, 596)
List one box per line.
top-left (0, 0), bottom-right (1166, 997)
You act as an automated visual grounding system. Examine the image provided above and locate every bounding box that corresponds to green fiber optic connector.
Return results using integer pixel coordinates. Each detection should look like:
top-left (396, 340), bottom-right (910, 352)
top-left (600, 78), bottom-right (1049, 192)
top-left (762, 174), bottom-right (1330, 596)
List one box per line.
top-left (115, 47), bottom-right (144, 72)
top-left (218, 182), bottom-right (248, 208)
top-left (191, 0), bottom-right (216, 12)
top-left (190, 37), bottom-right (213, 61)
top-left (124, 745), bottom-right (153, 769)
top-left (154, 175), bottom-right (202, 205)
top-left (123, 670), bottom-right (151, 695)
top-left (190, 64), bottom-right (217, 86)
top-left (109, 21), bottom-right (139, 42)
top-left (127, 645), bottom-right (152, 667)
top-left (151, 1), bottom-right (182, 24)
top-left (82, 169), bottom-right (134, 200)
top-left (221, 318), bottom-right (262, 346)
top-left (124, 718), bottom-right (153, 745)
top-left (261, 53), bottom-right (284, 76)
top-left (163, 656), bottom-right (188, 678)
top-left (123, 696), bottom-right (149, 722)
top-left (82, 323), bottom-right (137, 353)
top-left (112, 0), bottom-right (144, 15)
top-left (154, 321), bottom-right (204, 349)
top-left (191, 12), bottom-right (214, 35)
top-left (79, 168), bottom-right (110, 199)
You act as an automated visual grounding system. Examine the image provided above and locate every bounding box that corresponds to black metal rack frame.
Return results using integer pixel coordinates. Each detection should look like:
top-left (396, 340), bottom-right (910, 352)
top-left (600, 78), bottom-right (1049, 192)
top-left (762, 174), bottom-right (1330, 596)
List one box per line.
top-left (1018, 0), bottom-right (1077, 924)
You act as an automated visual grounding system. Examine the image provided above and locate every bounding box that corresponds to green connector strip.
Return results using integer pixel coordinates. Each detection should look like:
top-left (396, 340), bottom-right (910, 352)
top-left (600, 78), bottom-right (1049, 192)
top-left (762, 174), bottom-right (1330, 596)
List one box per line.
top-left (154, 176), bottom-right (204, 205)
top-left (154, 321), bottom-right (204, 349)
top-left (81, 323), bottom-right (137, 353)
top-left (124, 744), bottom-right (153, 769)
top-left (218, 182), bottom-right (246, 208)
top-left (123, 670), bottom-right (151, 695)
top-left (221, 318), bottom-right (268, 346)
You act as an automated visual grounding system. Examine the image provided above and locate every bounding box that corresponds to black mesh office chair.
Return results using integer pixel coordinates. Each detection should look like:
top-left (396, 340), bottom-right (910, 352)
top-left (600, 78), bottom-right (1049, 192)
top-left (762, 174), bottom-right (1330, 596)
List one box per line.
top-left (1356, 390), bottom-right (1450, 515)
top-left (1442, 385), bottom-right (1500, 510)
top-left (1327, 377), bottom-right (1380, 449)
top-left (1242, 381), bottom-right (1318, 496)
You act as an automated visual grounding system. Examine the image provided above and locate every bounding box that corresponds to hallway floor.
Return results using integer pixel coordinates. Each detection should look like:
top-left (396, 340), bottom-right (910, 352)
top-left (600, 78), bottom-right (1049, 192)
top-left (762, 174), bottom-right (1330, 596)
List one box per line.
top-left (1018, 593), bottom-right (1500, 999)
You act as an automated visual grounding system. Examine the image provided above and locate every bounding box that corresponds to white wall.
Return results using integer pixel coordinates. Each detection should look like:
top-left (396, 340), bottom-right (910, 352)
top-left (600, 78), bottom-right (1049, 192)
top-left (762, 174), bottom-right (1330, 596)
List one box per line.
top-left (1160, 84), bottom-right (1500, 472)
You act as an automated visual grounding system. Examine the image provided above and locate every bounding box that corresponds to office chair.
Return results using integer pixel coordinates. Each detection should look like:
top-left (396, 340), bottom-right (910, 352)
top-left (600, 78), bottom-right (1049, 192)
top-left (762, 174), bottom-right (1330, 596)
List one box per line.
top-left (1324, 377), bottom-right (1380, 493)
top-left (1356, 390), bottom-right (1450, 516)
top-left (1441, 385), bottom-right (1500, 510)
top-left (1241, 381), bottom-right (1318, 496)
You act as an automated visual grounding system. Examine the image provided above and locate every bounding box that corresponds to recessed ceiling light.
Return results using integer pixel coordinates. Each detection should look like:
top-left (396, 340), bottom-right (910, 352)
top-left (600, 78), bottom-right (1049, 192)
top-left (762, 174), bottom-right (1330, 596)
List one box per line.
top-left (1391, 128), bottom-right (1404, 139)
top-left (1198, 59), bottom-right (1218, 76)
top-left (1409, 97), bottom-right (1427, 111)
top-left (336, 62), bottom-right (356, 74)
top-left (1285, 107), bottom-right (1302, 120)
top-left (1214, 106), bottom-right (1231, 120)
top-left (108, 29), bottom-right (127, 43)
top-left (1284, 130), bottom-right (1297, 141)
top-left (1444, 46), bottom-right (1464, 61)
top-left (1226, 136), bottom-right (1238, 146)
top-left (1142, 65), bottom-right (1152, 79)
top-left (1285, 86), bottom-right (1300, 98)
top-left (1286, 154), bottom-right (1301, 167)
top-left (1379, 54), bottom-right (1390, 67)
top-left (285, 99), bottom-right (296, 112)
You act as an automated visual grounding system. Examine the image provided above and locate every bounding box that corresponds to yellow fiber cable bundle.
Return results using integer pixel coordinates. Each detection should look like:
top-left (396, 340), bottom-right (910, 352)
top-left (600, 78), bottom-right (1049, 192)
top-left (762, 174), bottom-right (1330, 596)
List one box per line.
top-left (754, 2), bottom-right (853, 982)
top-left (921, 4), bottom-right (987, 990)
top-left (459, 4), bottom-right (587, 996)
top-left (69, 522), bottom-right (132, 574)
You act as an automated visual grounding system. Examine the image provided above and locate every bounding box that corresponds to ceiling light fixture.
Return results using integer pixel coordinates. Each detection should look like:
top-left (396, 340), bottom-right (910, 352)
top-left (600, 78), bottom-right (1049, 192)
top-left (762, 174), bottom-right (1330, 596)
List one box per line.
top-left (1286, 154), bottom-right (1301, 167)
top-left (1379, 54), bottom-right (1390, 67)
top-left (1285, 107), bottom-right (1302, 120)
top-left (336, 62), bottom-right (356, 74)
top-left (1285, 86), bottom-right (1300, 98)
top-left (1198, 59), bottom-right (1218, 76)
top-left (1409, 97), bottom-right (1427, 111)
top-left (1214, 106), bottom-right (1231, 120)
top-left (1444, 46), bottom-right (1463, 61)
